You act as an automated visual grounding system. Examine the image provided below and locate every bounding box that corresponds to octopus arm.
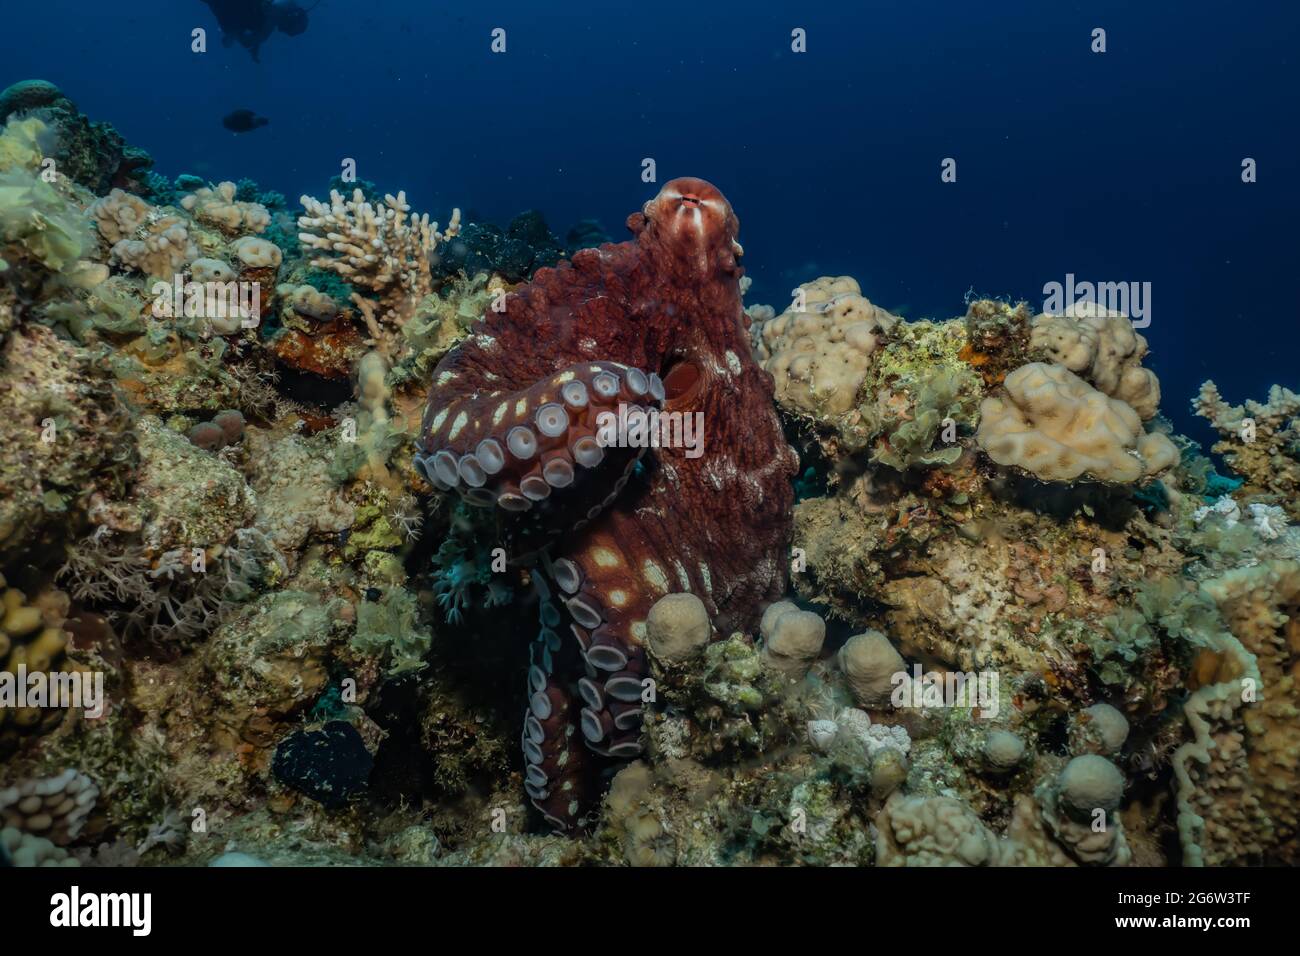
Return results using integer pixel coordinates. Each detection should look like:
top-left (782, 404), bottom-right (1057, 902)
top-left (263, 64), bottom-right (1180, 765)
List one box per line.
top-left (417, 353), bottom-right (668, 512)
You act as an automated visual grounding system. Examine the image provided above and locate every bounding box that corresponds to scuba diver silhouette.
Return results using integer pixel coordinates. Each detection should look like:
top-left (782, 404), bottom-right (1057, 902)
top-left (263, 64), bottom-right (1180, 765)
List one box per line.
top-left (201, 1), bottom-right (318, 62)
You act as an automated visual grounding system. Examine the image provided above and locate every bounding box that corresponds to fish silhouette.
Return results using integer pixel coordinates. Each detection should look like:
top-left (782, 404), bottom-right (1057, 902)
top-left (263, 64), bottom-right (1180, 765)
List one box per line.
top-left (222, 109), bottom-right (269, 133)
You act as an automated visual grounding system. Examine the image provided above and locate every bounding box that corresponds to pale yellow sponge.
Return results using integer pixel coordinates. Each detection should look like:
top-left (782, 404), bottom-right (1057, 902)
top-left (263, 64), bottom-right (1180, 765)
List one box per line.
top-left (1029, 305), bottom-right (1161, 419)
top-left (976, 362), bottom-right (1177, 483)
top-left (88, 189), bottom-right (197, 280)
top-left (754, 276), bottom-right (898, 416)
top-left (87, 187), bottom-right (152, 243)
top-left (180, 181), bottom-right (270, 234)
top-left (230, 236), bottom-right (282, 269)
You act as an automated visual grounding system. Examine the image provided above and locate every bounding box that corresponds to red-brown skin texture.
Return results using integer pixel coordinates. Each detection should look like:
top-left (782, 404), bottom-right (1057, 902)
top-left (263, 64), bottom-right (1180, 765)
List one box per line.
top-left (417, 178), bottom-right (798, 830)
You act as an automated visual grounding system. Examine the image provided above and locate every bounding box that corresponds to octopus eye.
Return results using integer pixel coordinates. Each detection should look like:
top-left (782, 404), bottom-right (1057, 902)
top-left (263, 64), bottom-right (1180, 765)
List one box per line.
top-left (661, 360), bottom-right (701, 401)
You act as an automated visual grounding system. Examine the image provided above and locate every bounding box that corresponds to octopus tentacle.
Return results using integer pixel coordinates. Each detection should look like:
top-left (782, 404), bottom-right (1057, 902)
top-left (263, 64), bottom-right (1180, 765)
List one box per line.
top-left (522, 668), bottom-right (591, 829)
top-left (522, 579), bottom-right (592, 829)
top-left (415, 360), bottom-right (660, 514)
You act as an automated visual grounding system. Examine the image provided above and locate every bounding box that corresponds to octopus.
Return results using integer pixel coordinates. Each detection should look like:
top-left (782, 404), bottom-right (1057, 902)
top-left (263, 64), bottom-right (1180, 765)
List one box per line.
top-left (414, 178), bottom-right (798, 830)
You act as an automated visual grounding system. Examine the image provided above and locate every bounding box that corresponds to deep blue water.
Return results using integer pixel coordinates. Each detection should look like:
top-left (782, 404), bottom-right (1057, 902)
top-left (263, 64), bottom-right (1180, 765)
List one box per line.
top-left (6, 0), bottom-right (1299, 441)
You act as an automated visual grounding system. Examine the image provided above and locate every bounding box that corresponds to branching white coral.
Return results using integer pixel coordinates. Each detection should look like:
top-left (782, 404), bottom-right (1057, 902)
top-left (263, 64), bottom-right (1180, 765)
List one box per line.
top-left (297, 188), bottom-right (461, 340)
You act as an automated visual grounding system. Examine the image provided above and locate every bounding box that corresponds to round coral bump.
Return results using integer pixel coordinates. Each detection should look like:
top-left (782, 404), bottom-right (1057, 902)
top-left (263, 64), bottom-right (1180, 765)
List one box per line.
top-left (188, 421), bottom-right (225, 451)
top-left (213, 409), bottom-right (246, 445)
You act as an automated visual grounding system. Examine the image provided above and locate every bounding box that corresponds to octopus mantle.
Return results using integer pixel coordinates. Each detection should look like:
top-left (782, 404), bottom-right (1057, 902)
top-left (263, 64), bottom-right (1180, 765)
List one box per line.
top-left (415, 178), bottom-right (797, 829)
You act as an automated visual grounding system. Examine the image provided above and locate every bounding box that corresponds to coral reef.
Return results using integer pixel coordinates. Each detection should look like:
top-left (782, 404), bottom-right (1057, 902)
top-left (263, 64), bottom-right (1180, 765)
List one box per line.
top-left (0, 93), bottom-right (1296, 872)
top-left (0, 767), bottom-right (98, 844)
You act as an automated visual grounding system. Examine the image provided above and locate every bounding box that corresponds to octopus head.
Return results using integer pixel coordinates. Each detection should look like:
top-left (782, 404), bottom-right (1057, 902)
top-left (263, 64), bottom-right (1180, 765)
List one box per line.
top-left (642, 177), bottom-right (741, 260)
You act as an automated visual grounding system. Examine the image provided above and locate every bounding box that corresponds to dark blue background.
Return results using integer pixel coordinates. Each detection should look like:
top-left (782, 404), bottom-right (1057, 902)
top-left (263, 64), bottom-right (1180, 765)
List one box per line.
top-left (5, 0), bottom-right (1298, 439)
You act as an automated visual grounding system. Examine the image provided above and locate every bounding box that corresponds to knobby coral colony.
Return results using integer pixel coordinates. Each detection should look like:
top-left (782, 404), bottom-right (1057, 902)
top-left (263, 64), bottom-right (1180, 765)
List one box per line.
top-left (3, 80), bottom-right (1300, 867)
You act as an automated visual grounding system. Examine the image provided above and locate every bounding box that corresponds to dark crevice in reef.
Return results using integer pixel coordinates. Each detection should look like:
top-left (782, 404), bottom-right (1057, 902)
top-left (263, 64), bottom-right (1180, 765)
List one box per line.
top-left (271, 363), bottom-right (355, 410)
top-left (988, 473), bottom-right (1140, 530)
